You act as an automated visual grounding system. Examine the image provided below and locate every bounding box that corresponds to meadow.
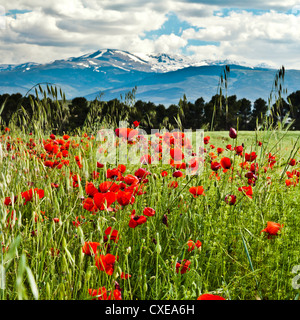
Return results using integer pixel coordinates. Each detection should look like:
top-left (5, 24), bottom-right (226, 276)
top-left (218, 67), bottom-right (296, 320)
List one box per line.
top-left (0, 119), bottom-right (299, 300)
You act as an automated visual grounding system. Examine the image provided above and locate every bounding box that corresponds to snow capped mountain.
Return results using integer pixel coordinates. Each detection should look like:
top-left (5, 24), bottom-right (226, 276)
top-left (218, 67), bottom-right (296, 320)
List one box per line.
top-left (0, 49), bottom-right (299, 105)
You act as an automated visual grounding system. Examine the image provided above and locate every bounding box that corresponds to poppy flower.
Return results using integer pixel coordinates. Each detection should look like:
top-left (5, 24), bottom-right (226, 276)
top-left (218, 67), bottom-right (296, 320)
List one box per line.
top-left (104, 227), bottom-right (119, 243)
top-left (175, 259), bottom-right (191, 274)
top-left (203, 136), bottom-right (210, 145)
top-left (217, 147), bottom-right (224, 155)
top-left (97, 162), bottom-right (104, 168)
top-left (4, 196), bottom-right (17, 206)
top-left (168, 181), bottom-right (178, 189)
top-left (21, 188), bottom-right (44, 205)
top-left (82, 198), bottom-right (98, 213)
top-left (220, 157), bottom-right (231, 170)
top-left (72, 216), bottom-right (85, 227)
top-left (128, 209), bottom-right (147, 228)
top-left (133, 121), bottom-right (140, 127)
top-left (229, 127), bottom-right (237, 139)
top-left (187, 239), bottom-right (202, 252)
top-left (124, 174), bottom-right (139, 186)
top-left (88, 287), bottom-right (108, 300)
top-left (143, 207), bottom-right (155, 217)
top-left (170, 147), bottom-right (185, 162)
top-left (211, 161), bottom-right (221, 171)
top-left (85, 182), bottom-right (99, 197)
top-left (95, 253), bottom-right (118, 275)
top-left (261, 221), bottom-right (283, 238)
top-left (235, 145), bottom-right (243, 155)
top-left (120, 272), bottom-right (131, 280)
top-left (189, 186), bottom-right (205, 197)
top-left (117, 190), bottom-right (135, 206)
top-left (135, 168), bottom-right (150, 179)
top-left (245, 152), bottom-right (257, 162)
top-left (106, 168), bottom-right (122, 180)
top-left (99, 181), bottom-right (120, 193)
top-left (82, 242), bottom-right (101, 256)
top-left (161, 170), bottom-right (168, 177)
top-left (225, 194), bottom-right (237, 205)
top-left (226, 144), bottom-right (232, 151)
top-left (94, 192), bottom-right (117, 210)
top-left (197, 294), bottom-right (226, 300)
top-left (289, 158), bottom-right (296, 166)
top-left (117, 164), bottom-right (126, 174)
top-left (238, 185), bottom-right (253, 199)
top-left (172, 170), bottom-right (183, 178)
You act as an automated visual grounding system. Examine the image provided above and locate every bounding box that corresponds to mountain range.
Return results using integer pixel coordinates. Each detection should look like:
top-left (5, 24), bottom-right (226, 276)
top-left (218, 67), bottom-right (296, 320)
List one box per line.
top-left (1, 49), bottom-right (300, 106)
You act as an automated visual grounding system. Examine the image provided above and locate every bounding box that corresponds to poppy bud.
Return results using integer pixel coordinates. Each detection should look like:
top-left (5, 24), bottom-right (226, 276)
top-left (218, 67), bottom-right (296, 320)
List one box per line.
top-left (229, 127), bottom-right (237, 139)
top-left (162, 214), bottom-right (168, 227)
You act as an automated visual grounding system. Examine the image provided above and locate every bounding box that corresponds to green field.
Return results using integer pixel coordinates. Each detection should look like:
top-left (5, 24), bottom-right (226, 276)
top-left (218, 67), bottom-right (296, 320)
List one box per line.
top-left (0, 126), bottom-right (299, 300)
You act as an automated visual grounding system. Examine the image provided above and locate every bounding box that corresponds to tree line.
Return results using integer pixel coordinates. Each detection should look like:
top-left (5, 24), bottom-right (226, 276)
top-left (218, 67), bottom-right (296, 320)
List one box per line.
top-left (0, 90), bottom-right (300, 133)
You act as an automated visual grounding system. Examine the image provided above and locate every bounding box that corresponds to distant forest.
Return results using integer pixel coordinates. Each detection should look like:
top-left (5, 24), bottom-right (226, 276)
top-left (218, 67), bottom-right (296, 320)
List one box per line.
top-left (1, 89), bottom-right (300, 132)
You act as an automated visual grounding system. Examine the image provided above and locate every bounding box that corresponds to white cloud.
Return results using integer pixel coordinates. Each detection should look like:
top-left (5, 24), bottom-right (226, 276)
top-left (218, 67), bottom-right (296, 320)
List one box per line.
top-left (0, 1), bottom-right (300, 69)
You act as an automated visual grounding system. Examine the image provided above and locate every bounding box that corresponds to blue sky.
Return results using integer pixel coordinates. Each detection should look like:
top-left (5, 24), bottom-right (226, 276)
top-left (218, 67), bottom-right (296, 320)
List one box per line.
top-left (1, 1), bottom-right (300, 68)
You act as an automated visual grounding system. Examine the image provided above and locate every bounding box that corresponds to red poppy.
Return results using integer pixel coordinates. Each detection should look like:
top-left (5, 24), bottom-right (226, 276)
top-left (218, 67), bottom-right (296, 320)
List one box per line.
top-left (217, 147), bottom-right (224, 154)
top-left (85, 182), bottom-right (99, 197)
top-left (203, 136), bottom-right (210, 145)
top-left (124, 174), bottom-right (139, 186)
top-left (117, 190), bottom-right (135, 206)
top-left (106, 168), bottom-right (122, 180)
top-left (170, 147), bottom-right (185, 162)
top-left (88, 287), bottom-right (108, 300)
top-left (261, 221), bottom-right (283, 238)
top-left (82, 198), bottom-right (97, 213)
top-left (99, 181), bottom-right (120, 193)
top-left (236, 145), bottom-right (243, 155)
top-left (226, 144), bottom-right (232, 151)
top-left (197, 294), bottom-right (226, 300)
top-left (104, 227), bottom-right (119, 243)
top-left (21, 188), bottom-right (44, 205)
top-left (120, 272), bottom-right (131, 280)
top-left (211, 161), bottom-right (221, 171)
top-left (133, 121), bottom-right (140, 127)
top-left (220, 157), bottom-right (231, 170)
top-left (94, 192), bottom-right (117, 210)
top-left (128, 209), bottom-right (147, 228)
top-left (289, 158), bottom-right (296, 166)
top-left (172, 170), bottom-right (183, 178)
top-left (97, 162), bottom-right (104, 168)
top-left (143, 207), bottom-right (155, 217)
top-left (82, 242), bottom-right (101, 256)
top-left (189, 186), bottom-right (205, 197)
top-left (140, 154), bottom-right (152, 164)
top-left (245, 152), bottom-right (257, 162)
top-left (135, 167), bottom-right (150, 179)
top-left (161, 170), bottom-right (168, 177)
top-left (95, 253), bottom-right (118, 275)
top-left (238, 185), bottom-right (253, 199)
top-left (187, 239), bottom-right (202, 252)
top-left (168, 181), bottom-right (178, 189)
top-left (225, 194), bottom-right (237, 205)
top-left (175, 259), bottom-right (191, 274)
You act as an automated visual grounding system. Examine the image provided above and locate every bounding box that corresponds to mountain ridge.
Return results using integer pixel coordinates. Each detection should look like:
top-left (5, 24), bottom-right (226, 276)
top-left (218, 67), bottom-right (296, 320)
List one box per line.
top-left (1, 49), bottom-right (299, 106)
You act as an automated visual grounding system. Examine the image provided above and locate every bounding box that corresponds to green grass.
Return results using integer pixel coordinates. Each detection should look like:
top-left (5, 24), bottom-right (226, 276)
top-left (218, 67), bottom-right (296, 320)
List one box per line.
top-left (0, 128), bottom-right (299, 300)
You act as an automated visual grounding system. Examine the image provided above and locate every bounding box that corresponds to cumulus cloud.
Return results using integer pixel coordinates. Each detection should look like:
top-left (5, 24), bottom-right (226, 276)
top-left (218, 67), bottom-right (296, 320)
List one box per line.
top-left (0, 0), bottom-right (299, 68)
